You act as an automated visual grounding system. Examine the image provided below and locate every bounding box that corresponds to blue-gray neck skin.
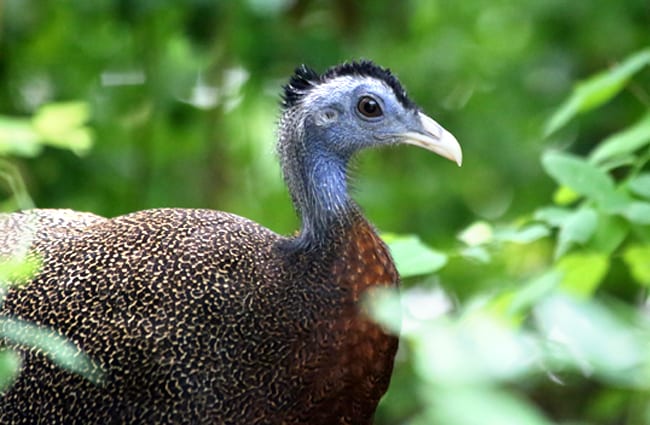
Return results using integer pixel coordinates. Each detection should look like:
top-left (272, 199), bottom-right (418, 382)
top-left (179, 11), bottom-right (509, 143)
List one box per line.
top-left (277, 108), bottom-right (360, 247)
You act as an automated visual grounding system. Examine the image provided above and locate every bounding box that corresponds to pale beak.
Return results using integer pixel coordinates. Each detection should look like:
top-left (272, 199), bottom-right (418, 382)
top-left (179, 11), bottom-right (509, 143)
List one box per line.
top-left (401, 112), bottom-right (462, 166)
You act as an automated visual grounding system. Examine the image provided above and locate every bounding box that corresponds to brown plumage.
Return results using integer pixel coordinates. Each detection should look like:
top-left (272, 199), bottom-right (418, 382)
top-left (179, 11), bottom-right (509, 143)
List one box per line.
top-left (0, 61), bottom-right (461, 424)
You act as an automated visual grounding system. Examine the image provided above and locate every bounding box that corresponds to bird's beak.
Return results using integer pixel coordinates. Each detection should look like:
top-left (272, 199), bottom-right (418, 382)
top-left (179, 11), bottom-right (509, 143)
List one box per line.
top-left (401, 112), bottom-right (462, 166)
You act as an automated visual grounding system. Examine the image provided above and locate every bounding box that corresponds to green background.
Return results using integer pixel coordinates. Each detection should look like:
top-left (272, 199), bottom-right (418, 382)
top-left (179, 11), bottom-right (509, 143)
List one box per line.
top-left (2, 1), bottom-right (650, 424)
top-left (3, 0), bottom-right (644, 237)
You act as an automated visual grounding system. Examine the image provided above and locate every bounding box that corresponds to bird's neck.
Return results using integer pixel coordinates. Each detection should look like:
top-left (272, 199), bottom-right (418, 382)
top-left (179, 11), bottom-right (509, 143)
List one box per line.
top-left (279, 127), bottom-right (360, 246)
top-left (296, 150), bottom-right (360, 244)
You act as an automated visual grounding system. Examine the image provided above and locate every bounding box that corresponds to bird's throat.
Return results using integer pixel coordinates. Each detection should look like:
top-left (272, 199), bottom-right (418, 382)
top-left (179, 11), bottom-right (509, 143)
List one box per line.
top-left (292, 151), bottom-right (357, 246)
top-left (277, 116), bottom-right (356, 247)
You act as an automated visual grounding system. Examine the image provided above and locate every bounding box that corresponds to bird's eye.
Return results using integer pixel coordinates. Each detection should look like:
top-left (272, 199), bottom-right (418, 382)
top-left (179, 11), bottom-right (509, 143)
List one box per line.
top-left (357, 96), bottom-right (382, 118)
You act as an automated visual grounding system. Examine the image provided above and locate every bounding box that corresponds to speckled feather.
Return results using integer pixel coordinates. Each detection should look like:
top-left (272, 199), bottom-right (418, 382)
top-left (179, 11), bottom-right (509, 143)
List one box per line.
top-left (0, 207), bottom-right (398, 424)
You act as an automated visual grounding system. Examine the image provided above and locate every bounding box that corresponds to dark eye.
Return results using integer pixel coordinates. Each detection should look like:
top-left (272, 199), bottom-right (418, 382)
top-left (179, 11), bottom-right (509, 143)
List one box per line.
top-left (357, 96), bottom-right (382, 118)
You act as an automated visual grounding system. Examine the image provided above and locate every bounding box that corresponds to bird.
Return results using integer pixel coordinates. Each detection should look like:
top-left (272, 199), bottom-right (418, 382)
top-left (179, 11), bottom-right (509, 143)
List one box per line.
top-left (0, 60), bottom-right (461, 425)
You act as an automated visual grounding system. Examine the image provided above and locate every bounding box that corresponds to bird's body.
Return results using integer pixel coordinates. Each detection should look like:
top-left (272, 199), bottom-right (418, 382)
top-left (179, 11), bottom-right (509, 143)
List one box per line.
top-left (0, 61), bottom-right (461, 424)
top-left (1, 208), bottom-right (396, 424)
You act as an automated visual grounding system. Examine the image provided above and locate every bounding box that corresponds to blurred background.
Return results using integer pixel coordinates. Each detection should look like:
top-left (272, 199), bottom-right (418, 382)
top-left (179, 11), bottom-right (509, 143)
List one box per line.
top-left (2, 1), bottom-right (650, 424)
top-left (2, 0), bottom-right (645, 236)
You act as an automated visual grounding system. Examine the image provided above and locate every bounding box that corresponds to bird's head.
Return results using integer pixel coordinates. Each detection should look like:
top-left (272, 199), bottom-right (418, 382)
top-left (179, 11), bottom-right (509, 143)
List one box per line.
top-left (279, 60), bottom-right (462, 167)
top-left (277, 60), bottom-right (462, 238)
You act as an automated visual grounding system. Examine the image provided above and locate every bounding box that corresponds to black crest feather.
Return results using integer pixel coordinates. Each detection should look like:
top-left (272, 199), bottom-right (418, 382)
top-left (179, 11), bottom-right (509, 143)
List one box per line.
top-left (282, 64), bottom-right (321, 109)
top-left (282, 60), bottom-right (416, 110)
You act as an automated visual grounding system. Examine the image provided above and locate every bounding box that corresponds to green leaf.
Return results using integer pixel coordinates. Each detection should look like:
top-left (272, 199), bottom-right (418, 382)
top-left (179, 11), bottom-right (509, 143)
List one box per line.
top-left (0, 256), bottom-right (41, 286)
top-left (460, 246), bottom-right (491, 263)
top-left (597, 155), bottom-right (636, 172)
top-left (458, 221), bottom-right (493, 246)
top-left (590, 111), bottom-right (650, 165)
top-left (616, 200), bottom-right (650, 224)
top-left (534, 206), bottom-right (571, 227)
top-left (508, 272), bottom-right (561, 316)
top-left (432, 387), bottom-right (554, 425)
top-left (0, 116), bottom-right (42, 157)
top-left (535, 295), bottom-right (647, 385)
top-left (622, 245), bottom-right (650, 286)
top-left (409, 312), bottom-right (536, 386)
top-left (545, 49), bottom-right (650, 135)
top-left (542, 151), bottom-right (624, 209)
top-left (384, 234), bottom-right (448, 278)
top-left (556, 252), bottom-right (609, 297)
top-left (555, 207), bottom-right (597, 259)
top-left (32, 102), bottom-right (93, 156)
top-left (627, 173), bottom-right (650, 199)
top-left (588, 213), bottom-right (628, 254)
top-left (495, 224), bottom-right (550, 244)
top-left (552, 186), bottom-right (580, 206)
top-left (364, 287), bottom-right (402, 333)
top-left (33, 102), bottom-right (90, 135)
top-left (0, 317), bottom-right (104, 385)
top-left (0, 102), bottom-right (94, 158)
top-left (0, 349), bottom-right (21, 392)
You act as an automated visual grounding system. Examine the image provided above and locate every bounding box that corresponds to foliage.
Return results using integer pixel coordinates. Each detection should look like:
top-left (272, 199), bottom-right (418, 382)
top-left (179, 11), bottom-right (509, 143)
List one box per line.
top-left (1, 1), bottom-right (650, 423)
top-left (378, 49), bottom-right (650, 424)
top-left (382, 233), bottom-right (448, 278)
top-left (0, 253), bottom-right (103, 391)
top-left (0, 101), bottom-right (93, 158)
top-left (0, 101), bottom-right (91, 210)
top-left (544, 49), bottom-right (650, 136)
top-left (0, 116), bottom-right (99, 390)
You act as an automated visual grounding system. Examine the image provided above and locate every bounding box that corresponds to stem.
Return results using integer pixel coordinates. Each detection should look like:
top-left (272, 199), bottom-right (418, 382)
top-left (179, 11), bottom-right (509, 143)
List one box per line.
top-left (0, 159), bottom-right (35, 210)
